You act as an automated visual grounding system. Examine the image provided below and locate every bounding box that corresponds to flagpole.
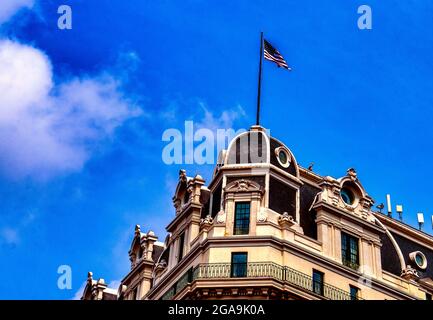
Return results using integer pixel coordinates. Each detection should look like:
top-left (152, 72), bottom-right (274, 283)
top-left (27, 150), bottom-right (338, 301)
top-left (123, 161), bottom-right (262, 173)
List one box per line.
top-left (256, 31), bottom-right (264, 126)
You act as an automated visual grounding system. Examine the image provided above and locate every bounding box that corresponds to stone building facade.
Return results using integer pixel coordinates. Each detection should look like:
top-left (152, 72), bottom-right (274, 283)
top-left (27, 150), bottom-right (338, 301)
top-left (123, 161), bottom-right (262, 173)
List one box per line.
top-left (82, 125), bottom-right (433, 300)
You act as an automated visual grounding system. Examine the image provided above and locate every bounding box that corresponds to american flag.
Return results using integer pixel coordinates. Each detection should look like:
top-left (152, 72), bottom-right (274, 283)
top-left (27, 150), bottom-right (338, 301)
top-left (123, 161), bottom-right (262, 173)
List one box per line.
top-left (264, 39), bottom-right (291, 70)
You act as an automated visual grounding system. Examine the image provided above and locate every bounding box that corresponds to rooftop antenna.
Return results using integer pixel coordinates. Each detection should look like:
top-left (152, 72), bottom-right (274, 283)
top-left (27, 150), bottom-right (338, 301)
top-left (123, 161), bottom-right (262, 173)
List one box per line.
top-left (431, 215), bottom-right (433, 231)
top-left (396, 205), bottom-right (403, 222)
top-left (417, 212), bottom-right (424, 231)
top-left (386, 194), bottom-right (392, 218)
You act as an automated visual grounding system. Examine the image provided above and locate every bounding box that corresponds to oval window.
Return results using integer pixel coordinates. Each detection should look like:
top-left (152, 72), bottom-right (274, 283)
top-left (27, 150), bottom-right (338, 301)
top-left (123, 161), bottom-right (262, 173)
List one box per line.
top-left (416, 254), bottom-right (424, 266)
top-left (275, 147), bottom-right (290, 168)
top-left (410, 251), bottom-right (427, 270)
top-left (278, 150), bottom-right (288, 164)
top-left (340, 188), bottom-right (355, 205)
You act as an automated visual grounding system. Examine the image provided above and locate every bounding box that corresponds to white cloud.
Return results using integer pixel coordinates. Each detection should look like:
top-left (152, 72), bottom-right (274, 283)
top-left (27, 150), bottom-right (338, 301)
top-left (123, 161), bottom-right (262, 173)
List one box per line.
top-left (0, 0), bottom-right (34, 24)
top-left (196, 102), bottom-right (246, 131)
top-left (0, 40), bottom-right (142, 180)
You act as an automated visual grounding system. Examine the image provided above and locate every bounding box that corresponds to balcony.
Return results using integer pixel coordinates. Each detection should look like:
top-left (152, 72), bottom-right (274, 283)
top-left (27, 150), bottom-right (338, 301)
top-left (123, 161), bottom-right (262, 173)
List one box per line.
top-left (161, 262), bottom-right (361, 300)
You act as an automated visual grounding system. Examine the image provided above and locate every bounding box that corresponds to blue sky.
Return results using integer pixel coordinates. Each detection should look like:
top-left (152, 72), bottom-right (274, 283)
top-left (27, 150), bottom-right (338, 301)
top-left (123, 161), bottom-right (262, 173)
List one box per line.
top-left (0, 0), bottom-right (432, 299)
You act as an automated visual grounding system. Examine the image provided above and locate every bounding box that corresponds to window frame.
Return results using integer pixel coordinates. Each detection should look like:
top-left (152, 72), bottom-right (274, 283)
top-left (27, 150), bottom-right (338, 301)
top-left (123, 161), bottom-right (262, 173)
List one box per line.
top-left (341, 232), bottom-right (360, 270)
top-left (233, 202), bottom-right (251, 235)
top-left (312, 269), bottom-right (324, 296)
top-left (350, 285), bottom-right (360, 300)
top-left (231, 252), bottom-right (248, 278)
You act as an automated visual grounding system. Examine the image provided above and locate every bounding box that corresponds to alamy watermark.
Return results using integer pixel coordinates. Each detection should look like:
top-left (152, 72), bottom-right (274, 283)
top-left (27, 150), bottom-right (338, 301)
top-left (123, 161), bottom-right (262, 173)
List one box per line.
top-left (57, 264), bottom-right (72, 290)
top-left (161, 121), bottom-right (269, 165)
top-left (358, 5), bottom-right (372, 30)
top-left (58, 5), bottom-right (72, 30)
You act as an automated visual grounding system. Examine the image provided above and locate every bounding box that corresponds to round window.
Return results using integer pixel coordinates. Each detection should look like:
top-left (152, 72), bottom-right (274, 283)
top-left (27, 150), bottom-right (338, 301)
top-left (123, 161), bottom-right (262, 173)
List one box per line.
top-left (340, 188), bottom-right (355, 205)
top-left (275, 147), bottom-right (290, 168)
top-left (410, 251), bottom-right (427, 270)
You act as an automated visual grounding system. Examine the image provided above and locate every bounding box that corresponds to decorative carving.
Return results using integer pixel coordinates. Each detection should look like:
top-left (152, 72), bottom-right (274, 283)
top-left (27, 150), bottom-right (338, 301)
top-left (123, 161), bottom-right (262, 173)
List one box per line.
top-left (257, 208), bottom-right (267, 222)
top-left (278, 212), bottom-right (295, 227)
top-left (200, 214), bottom-right (214, 231)
top-left (319, 176), bottom-right (341, 207)
top-left (401, 265), bottom-right (419, 281)
top-left (155, 259), bottom-right (167, 274)
top-left (179, 169), bottom-right (187, 182)
top-left (347, 168), bottom-right (357, 181)
top-left (87, 271), bottom-right (93, 283)
top-left (134, 224), bottom-right (141, 236)
top-left (216, 210), bottom-right (226, 224)
top-left (224, 179), bottom-right (264, 194)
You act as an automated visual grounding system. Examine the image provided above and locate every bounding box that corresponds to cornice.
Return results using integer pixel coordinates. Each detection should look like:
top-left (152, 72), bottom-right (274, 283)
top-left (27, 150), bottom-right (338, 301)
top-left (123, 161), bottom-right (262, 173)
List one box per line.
top-left (166, 203), bottom-right (202, 233)
top-left (121, 258), bottom-right (154, 285)
top-left (314, 201), bottom-right (385, 234)
top-left (299, 166), bottom-right (323, 184)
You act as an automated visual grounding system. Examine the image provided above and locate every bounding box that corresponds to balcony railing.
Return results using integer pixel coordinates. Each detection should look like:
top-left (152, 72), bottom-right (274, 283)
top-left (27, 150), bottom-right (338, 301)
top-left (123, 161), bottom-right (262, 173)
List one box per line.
top-left (160, 262), bottom-right (361, 300)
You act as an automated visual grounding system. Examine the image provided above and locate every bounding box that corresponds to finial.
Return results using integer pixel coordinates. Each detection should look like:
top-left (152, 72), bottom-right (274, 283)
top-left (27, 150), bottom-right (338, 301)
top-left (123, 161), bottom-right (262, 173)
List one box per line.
top-left (179, 169), bottom-right (187, 182)
top-left (347, 168), bottom-right (357, 180)
top-left (135, 224), bottom-right (141, 235)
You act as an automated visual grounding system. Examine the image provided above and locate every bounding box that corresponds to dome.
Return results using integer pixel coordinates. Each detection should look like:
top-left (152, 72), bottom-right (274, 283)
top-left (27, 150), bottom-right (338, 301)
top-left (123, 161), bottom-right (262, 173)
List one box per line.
top-left (223, 125), bottom-right (299, 177)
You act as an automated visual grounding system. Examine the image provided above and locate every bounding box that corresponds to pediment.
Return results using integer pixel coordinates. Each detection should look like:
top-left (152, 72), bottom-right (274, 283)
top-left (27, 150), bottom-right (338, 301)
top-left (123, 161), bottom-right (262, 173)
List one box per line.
top-left (224, 179), bottom-right (264, 194)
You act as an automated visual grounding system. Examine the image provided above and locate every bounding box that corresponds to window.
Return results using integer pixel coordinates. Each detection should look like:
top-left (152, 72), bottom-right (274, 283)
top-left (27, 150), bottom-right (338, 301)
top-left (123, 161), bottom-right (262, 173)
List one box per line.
top-left (312, 270), bottom-right (324, 296)
top-left (340, 188), bottom-right (355, 205)
top-left (409, 251), bottom-right (428, 270)
top-left (341, 232), bottom-right (359, 270)
top-left (234, 202), bottom-right (250, 235)
top-left (178, 232), bottom-right (185, 262)
top-left (275, 147), bottom-right (291, 168)
top-left (350, 285), bottom-right (360, 300)
top-left (231, 253), bottom-right (248, 278)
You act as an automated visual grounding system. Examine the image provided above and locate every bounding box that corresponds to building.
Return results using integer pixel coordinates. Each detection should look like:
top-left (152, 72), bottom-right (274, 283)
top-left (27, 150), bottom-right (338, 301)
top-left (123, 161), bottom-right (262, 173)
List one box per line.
top-left (82, 125), bottom-right (433, 300)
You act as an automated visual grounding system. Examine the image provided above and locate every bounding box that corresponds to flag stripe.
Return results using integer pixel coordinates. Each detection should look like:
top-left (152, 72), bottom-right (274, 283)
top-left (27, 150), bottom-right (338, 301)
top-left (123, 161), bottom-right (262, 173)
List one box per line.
top-left (264, 52), bottom-right (287, 65)
top-left (263, 39), bottom-right (291, 70)
top-left (264, 53), bottom-right (290, 68)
